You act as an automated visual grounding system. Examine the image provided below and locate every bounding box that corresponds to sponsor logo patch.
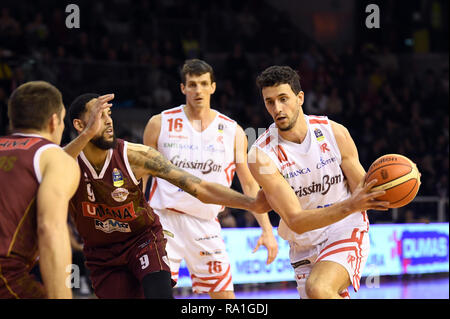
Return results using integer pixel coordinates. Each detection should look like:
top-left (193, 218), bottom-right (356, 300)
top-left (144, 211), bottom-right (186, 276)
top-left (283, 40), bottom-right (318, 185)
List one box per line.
top-left (314, 128), bottom-right (325, 142)
top-left (94, 219), bottom-right (131, 233)
top-left (111, 187), bottom-right (129, 202)
top-left (82, 201), bottom-right (136, 221)
top-left (112, 168), bottom-right (124, 187)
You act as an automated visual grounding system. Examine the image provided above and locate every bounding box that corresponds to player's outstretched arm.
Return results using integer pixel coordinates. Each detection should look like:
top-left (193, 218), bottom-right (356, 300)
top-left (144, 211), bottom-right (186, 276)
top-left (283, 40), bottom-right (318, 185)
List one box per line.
top-left (247, 147), bottom-right (389, 235)
top-left (127, 142), bottom-right (271, 213)
top-left (37, 147), bottom-right (80, 299)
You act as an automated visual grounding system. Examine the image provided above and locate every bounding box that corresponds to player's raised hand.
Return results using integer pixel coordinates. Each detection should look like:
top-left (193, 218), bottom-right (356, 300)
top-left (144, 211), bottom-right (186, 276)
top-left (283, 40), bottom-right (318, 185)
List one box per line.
top-left (83, 94), bottom-right (114, 138)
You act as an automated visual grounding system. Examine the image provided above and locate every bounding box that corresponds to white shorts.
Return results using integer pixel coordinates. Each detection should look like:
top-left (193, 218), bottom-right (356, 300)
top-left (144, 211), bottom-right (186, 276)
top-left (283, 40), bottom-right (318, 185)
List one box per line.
top-left (290, 212), bottom-right (370, 299)
top-left (155, 208), bottom-right (233, 294)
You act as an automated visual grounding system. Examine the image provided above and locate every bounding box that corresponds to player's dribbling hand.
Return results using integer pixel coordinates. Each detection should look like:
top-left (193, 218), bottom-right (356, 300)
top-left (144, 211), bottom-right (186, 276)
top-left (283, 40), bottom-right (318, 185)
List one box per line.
top-left (84, 94), bottom-right (114, 138)
top-left (348, 179), bottom-right (390, 212)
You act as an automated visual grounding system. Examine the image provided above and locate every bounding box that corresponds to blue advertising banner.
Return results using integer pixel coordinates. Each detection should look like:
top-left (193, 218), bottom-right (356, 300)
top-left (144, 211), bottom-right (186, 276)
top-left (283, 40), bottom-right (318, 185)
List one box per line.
top-left (364, 223), bottom-right (449, 276)
top-left (175, 223), bottom-right (449, 287)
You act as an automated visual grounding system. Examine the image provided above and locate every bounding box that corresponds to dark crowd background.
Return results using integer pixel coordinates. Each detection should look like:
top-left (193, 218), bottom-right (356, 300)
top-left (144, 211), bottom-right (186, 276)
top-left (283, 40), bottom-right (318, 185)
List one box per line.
top-left (0, 0), bottom-right (448, 227)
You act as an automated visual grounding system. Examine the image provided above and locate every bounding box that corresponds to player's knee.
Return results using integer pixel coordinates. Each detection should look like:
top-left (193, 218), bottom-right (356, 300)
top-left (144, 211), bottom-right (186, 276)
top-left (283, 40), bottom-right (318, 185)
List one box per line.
top-left (305, 278), bottom-right (334, 299)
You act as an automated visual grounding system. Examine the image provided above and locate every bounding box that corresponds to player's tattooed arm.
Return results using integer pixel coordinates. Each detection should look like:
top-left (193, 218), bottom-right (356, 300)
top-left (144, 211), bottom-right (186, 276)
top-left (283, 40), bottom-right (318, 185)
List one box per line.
top-left (127, 142), bottom-right (201, 198)
top-left (126, 142), bottom-right (271, 213)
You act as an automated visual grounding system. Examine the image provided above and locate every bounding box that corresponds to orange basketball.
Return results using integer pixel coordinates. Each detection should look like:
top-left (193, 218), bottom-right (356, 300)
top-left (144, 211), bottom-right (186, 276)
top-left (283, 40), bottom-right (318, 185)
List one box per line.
top-left (365, 154), bottom-right (421, 208)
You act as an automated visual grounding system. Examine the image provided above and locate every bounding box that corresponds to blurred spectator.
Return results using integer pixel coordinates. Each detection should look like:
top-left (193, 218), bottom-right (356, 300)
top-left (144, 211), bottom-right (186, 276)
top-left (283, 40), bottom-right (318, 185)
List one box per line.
top-left (10, 66), bottom-right (25, 91)
top-left (118, 41), bottom-right (132, 62)
top-left (34, 49), bottom-right (58, 83)
top-left (369, 66), bottom-right (387, 91)
top-left (181, 30), bottom-right (200, 59)
top-left (75, 32), bottom-right (93, 60)
top-left (48, 8), bottom-right (67, 47)
top-left (314, 64), bottom-right (333, 89)
top-left (302, 44), bottom-right (324, 71)
top-left (0, 50), bottom-right (13, 90)
top-left (235, 4), bottom-right (260, 47)
top-left (304, 85), bottom-right (328, 115)
top-left (224, 43), bottom-right (253, 100)
top-left (152, 78), bottom-right (173, 107)
top-left (0, 8), bottom-right (21, 45)
top-left (96, 36), bottom-right (112, 61)
top-left (326, 87), bottom-right (343, 119)
top-left (242, 212), bottom-right (260, 228)
top-left (25, 13), bottom-right (48, 47)
top-left (271, 46), bottom-right (286, 65)
top-left (377, 46), bottom-right (399, 74)
top-left (395, 209), bottom-right (431, 224)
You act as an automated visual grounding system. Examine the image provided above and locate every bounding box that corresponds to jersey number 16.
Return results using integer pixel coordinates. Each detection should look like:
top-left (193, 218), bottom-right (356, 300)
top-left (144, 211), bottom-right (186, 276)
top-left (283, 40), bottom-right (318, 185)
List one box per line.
top-left (167, 118), bottom-right (183, 132)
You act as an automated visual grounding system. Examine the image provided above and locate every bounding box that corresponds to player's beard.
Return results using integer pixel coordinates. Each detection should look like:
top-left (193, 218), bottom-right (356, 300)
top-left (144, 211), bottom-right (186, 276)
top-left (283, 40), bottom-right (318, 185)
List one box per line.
top-left (278, 107), bottom-right (300, 132)
top-left (91, 133), bottom-right (117, 150)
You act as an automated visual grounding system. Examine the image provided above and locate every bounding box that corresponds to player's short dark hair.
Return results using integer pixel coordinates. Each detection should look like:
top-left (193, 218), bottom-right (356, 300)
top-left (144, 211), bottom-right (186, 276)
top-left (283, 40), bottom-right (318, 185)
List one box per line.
top-left (8, 81), bottom-right (63, 130)
top-left (256, 65), bottom-right (302, 95)
top-left (69, 93), bottom-right (100, 127)
top-left (180, 59), bottom-right (215, 84)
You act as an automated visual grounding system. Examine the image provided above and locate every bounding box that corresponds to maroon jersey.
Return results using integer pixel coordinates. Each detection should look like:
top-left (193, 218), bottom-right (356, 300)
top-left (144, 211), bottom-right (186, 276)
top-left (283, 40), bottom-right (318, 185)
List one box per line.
top-left (69, 139), bottom-right (162, 248)
top-left (1, 133), bottom-right (58, 298)
top-left (0, 134), bottom-right (58, 265)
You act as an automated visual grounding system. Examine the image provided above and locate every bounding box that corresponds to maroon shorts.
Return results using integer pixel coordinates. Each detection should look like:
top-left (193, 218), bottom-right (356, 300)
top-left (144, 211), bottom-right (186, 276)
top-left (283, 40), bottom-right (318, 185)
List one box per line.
top-left (83, 228), bottom-right (172, 299)
top-left (0, 257), bottom-right (46, 299)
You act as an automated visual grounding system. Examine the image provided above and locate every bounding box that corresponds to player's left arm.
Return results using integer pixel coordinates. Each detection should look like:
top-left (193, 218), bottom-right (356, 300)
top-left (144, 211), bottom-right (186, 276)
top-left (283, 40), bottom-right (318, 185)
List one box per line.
top-left (37, 148), bottom-right (80, 299)
top-left (329, 120), bottom-right (366, 193)
top-left (234, 125), bottom-right (278, 264)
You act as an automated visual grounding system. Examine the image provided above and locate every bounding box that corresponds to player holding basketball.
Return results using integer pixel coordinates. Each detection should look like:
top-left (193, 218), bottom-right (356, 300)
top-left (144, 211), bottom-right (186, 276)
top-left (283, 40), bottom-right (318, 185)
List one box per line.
top-left (64, 93), bottom-right (270, 299)
top-left (0, 81), bottom-right (80, 299)
top-left (248, 66), bottom-right (390, 299)
top-left (143, 59), bottom-right (278, 299)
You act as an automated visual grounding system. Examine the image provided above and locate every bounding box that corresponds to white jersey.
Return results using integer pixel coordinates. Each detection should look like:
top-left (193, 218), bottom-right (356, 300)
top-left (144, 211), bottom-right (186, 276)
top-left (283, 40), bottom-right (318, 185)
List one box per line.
top-left (251, 114), bottom-right (365, 246)
top-left (149, 105), bottom-right (237, 221)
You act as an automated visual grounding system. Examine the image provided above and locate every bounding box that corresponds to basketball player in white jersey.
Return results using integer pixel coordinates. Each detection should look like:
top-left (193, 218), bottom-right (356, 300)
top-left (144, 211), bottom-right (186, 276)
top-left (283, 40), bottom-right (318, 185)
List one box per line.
top-left (248, 66), bottom-right (390, 299)
top-left (143, 59), bottom-right (278, 299)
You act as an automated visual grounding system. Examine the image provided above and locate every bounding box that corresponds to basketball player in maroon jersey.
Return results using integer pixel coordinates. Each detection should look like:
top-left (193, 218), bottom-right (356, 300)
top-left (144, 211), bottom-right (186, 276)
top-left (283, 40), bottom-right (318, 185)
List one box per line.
top-left (0, 81), bottom-right (80, 299)
top-left (64, 93), bottom-right (271, 299)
